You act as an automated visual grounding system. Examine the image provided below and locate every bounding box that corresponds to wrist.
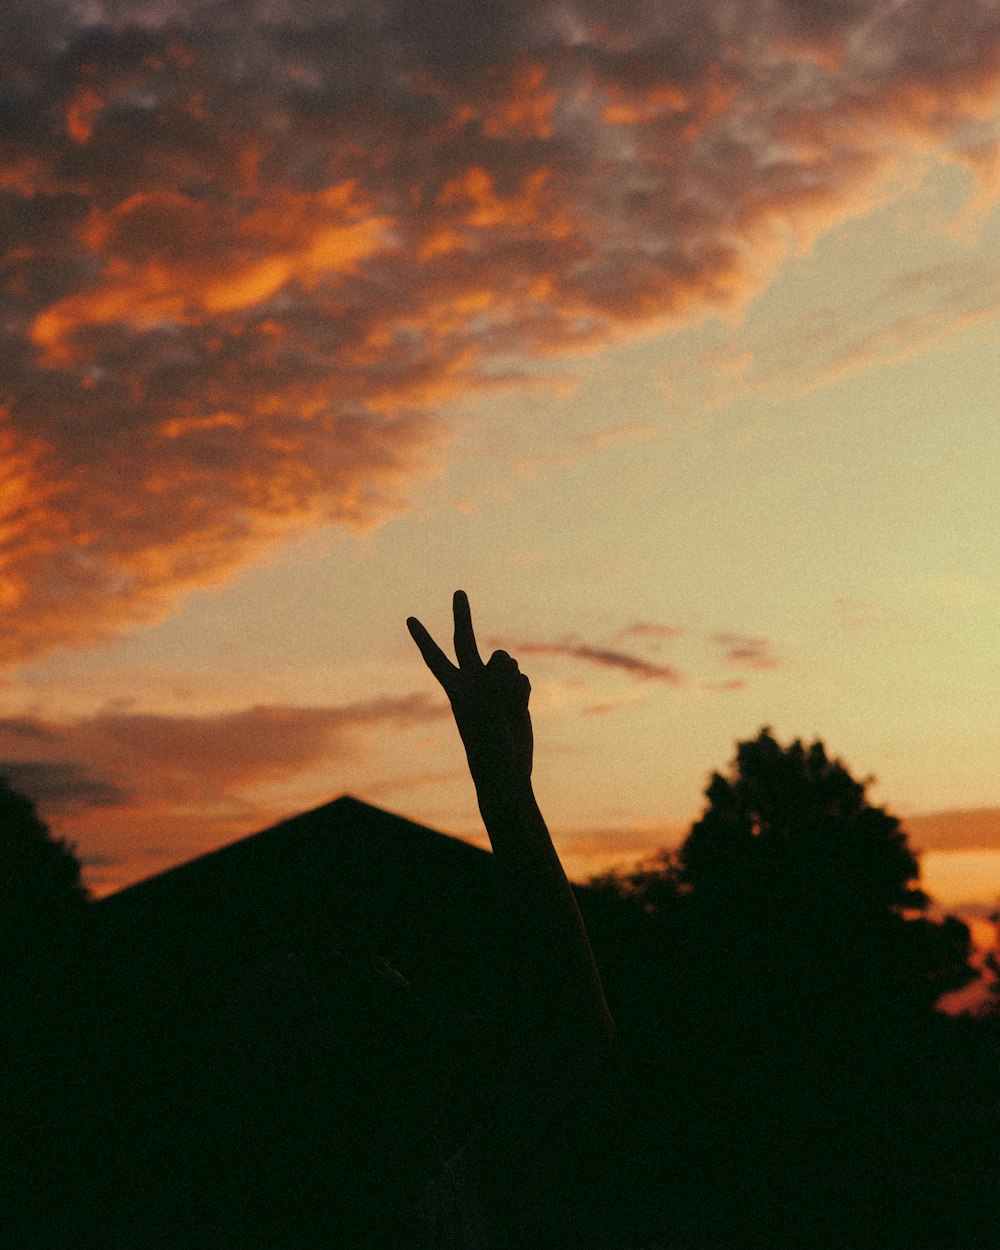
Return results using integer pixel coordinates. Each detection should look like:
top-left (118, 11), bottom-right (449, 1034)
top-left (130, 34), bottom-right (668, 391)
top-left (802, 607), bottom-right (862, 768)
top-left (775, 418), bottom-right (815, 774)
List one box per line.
top-left (472, 769), bottom-right (535, 812)
top-left (473, 776), bottom-right (554, 864)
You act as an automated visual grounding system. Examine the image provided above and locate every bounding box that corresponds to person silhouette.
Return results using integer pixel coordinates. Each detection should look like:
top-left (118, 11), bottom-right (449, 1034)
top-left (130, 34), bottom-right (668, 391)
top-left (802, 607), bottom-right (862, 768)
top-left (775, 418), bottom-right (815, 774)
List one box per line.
top-left (390, 590), bottom-right (618, 1248)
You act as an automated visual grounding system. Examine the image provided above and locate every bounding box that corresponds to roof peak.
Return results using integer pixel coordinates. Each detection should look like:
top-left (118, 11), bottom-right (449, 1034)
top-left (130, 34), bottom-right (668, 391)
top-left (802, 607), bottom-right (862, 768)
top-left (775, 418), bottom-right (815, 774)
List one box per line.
top-left (98, 793), bottom-right (489, 906)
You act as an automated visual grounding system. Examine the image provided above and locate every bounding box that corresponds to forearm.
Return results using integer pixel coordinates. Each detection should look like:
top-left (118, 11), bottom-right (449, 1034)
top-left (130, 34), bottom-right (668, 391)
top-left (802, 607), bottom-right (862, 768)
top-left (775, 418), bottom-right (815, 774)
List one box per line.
top-left (405, 594), bottom-right (615, 1223)
top-left (474, 774), bottom-right (615, 1059)
top-left (462, 772), bottom-right (616, 1220)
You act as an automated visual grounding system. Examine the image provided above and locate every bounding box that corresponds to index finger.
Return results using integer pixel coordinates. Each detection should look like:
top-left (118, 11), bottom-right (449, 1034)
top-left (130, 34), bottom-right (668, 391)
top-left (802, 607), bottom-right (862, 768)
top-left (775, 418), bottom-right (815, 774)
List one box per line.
top-left (407, 616), bottom-right (457, 689)
top-left (452, 590), bottom-right (483, 669)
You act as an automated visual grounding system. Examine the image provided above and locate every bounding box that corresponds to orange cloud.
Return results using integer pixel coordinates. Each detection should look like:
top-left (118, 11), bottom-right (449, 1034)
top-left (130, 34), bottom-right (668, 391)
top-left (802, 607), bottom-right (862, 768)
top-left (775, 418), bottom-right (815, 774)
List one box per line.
top-left (4, 0), bottom-right (1000, 666)
top-left (904, 808), bottom-right (1000, 853)
top-left (31, 183), bottom-right (393, 362)
top-left (0, 694), bottom-right (451, 891)
top-left (438, 166), bottom-right (558, 231)
top-left (0, 695), bottom-right (447, 799)
top-left (482, 64), bottom-right (557, 140)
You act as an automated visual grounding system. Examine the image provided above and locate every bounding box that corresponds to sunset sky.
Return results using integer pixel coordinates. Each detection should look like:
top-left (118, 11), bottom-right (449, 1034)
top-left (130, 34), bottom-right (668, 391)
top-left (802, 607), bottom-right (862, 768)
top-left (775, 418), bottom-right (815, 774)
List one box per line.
top-left (3, 2), bottom-right (1000, 979)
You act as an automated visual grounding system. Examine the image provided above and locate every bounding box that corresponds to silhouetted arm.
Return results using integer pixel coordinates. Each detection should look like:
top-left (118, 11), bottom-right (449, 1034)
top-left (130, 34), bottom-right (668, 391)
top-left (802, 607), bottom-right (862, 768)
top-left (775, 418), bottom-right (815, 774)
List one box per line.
top-left (407, 592), bottom-right (615, 1228)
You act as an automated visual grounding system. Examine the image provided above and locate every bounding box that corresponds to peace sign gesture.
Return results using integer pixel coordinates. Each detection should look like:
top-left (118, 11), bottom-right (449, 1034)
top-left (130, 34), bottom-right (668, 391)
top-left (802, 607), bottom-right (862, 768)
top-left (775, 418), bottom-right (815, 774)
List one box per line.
top-left (407, 591), bottom-right (533, 789)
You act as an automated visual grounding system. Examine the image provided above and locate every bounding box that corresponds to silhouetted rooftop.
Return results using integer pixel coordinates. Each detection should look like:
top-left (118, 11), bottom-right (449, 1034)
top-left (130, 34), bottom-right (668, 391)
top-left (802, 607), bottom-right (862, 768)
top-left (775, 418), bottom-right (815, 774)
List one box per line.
top-left (91, 794), bottom-right (507, 1024)
top-left (99, 793), bottom-right (492, 913)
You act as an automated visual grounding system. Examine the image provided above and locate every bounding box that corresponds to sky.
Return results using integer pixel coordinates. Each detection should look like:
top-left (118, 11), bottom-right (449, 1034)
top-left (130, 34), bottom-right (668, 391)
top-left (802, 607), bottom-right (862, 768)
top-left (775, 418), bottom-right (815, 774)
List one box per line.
top-left (3, 0), bottom-right (1000, 994)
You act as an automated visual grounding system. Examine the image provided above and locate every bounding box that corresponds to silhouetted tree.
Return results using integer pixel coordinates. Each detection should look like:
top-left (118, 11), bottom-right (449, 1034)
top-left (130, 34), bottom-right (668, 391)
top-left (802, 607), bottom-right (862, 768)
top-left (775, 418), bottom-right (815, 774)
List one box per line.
top-left (582, 729), bottom-right (982, 1246)
top-left (0, 779), bottom-right (95, 1246)
top-left (589, 728), bottom-right (978, 1015)
top-left (669, 728), bottom-right (976, 1015)
top-left (0, 776), bottom-right (89, 972)
top-left (681, 728), bottom-right (924, 911)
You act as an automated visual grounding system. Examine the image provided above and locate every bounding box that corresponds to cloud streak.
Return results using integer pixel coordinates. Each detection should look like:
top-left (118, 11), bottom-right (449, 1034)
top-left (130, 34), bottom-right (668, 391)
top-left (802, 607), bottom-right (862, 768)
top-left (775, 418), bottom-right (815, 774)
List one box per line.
top-left (904, 807), bottom-right (1000, 853)
top-left (505, 619), bottom-right (782, 688)
top-left (710, 632), bottom-right (783, 670)
top-left (662, 253), bottom-right (1000, 415)
top-left (0, 759), bottom-right (130, 814)
top-left (4, 0), bottom-right (1000, 662)
top-left (512, 640), bottom-right (684, 683)
top-left (0, 692), bottom-right (448, 810)
top-left (0, 691), bottom-right (452, 890)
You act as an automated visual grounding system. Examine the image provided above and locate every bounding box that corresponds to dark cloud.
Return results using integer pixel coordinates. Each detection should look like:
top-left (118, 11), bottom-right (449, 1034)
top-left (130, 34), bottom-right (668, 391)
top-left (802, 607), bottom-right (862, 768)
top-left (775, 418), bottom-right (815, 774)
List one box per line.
top-left (3, 0), bottom-right (1000, 663)
top-left (0, 693), bottom-right (449, 806)
top-left (0, 759), bottom-right (130, 814)
top-left (79, 850), bottom-right (125, 867)
top-left (0, 716), bottom-right (60, 740)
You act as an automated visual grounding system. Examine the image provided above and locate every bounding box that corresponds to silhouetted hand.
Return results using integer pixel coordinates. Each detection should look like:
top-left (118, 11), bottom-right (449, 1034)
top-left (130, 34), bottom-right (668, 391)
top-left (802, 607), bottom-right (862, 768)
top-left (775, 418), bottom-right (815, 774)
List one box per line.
top-left (408, 593), bottom-right (615, 1237)
top-left (407, 591), bottom-right (533, 790)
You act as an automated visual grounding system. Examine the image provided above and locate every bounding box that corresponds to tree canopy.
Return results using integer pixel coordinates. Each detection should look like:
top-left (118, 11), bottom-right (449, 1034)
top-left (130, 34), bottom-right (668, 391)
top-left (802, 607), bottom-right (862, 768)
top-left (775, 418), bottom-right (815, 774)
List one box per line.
top-left (679, 727), bottom-right (928, 918)
top-left (589, 728), bottom-right (976, 1015)
top-left (0, 775), bottom-right (89, 970)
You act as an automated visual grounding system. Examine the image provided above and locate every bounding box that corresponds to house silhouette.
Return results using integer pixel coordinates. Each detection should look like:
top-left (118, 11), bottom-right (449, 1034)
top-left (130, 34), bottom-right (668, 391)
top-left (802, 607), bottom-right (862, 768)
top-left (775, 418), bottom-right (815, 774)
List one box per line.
top-left (25, 797), bottom-right (527, 1248)
top-left (89, 794), bottom-right (518, 1095)
top-left (92, 794), bottom-right (522, 1107)
top-left (96, 793), bottom-right (505, 1003)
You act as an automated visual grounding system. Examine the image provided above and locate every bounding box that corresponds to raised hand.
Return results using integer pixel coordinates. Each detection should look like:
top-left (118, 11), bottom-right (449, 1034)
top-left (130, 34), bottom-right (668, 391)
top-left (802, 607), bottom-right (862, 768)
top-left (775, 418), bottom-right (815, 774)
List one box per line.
top-left (407, 589), bottom-right (616, 1197)
top-left (407, 590), bottom-right (533, 790)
